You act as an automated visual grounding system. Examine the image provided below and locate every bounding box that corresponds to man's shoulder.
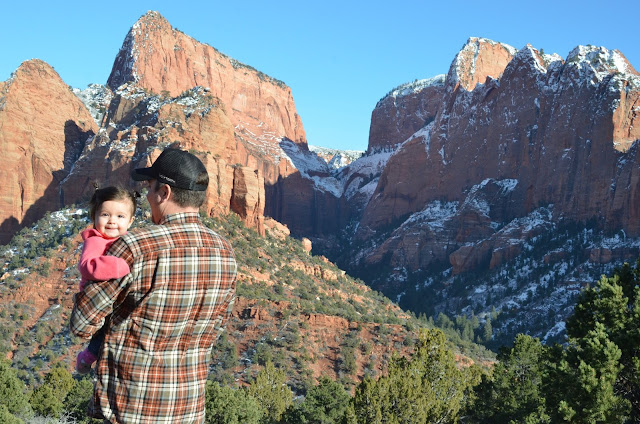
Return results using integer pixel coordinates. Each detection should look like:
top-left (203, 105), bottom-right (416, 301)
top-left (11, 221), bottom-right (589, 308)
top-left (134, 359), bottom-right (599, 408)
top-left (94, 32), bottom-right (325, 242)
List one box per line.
top-left (120, 221), bottom-right (233, 251)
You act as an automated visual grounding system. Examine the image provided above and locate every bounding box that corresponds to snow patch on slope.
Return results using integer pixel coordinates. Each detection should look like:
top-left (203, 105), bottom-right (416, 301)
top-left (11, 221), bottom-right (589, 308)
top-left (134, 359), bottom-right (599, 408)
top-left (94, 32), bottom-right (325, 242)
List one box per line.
top-left (403, 200), bottom-right (459, 230)
top-left (280, 140), bottom-right (342, 196)
top-left (380, 74), bottom-right (446, 103)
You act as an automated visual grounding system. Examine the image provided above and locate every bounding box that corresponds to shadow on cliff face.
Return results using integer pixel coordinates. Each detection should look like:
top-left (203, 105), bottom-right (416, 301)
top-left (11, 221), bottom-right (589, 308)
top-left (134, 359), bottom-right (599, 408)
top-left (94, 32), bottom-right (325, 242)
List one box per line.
top-left (63, 120), bottom-right (95, 171)
top-left (0, 217), bottom-right (20, 245)
top-left (0, 121), bottom-right (94, 245)
top-left (0, 179), bottom-right (63, 245)
top-left (262, 140), bottom-right (348, 238)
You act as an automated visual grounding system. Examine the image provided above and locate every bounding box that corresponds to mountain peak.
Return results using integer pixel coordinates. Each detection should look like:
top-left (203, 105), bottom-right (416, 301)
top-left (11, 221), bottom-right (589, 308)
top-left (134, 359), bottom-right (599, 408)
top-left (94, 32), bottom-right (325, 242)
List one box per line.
top-left (448, 37), bottom-right (517, 91)
top-left (0, 58), bottom-right (97, 242)
top-left (105, 10), bottom-right (306, 146)
top-left (131, 10), bottom-right (172, 33)
top-left (380, 75), bottom-right (446, 104)
top-left (566, 45), bottom-right (638, 77)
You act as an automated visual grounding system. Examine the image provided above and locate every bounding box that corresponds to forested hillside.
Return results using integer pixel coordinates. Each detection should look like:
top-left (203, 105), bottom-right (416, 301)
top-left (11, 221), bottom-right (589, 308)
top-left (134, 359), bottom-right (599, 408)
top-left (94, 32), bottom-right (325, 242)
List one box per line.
top-left (1, 255), bottom-right (638, 422)
top-left (0, 199), bottom-right (494, 422)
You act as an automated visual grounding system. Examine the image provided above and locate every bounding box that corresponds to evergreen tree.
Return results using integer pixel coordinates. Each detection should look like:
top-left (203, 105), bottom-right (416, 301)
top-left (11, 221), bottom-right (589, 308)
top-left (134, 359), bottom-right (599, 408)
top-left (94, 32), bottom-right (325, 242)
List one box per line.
top-left (29, 364), bottom-right (75, 418)
top-left (350, 329), bottom-right (472, 423)
top-left (284, 376), bottom-right (350, 424)
top-left (0, 405), bottom-right (22, 424)
top-left (63, 377), bottom-right (95, 423)
top-left (205, 381), bottom-right (263, 424)
top-left (482, 318), bottom-right (492, 343)
top-left (565, 261), bottom-right (640, 420)
top-left (469, 334), bottom-right (549, 423)
top-left (468, 260), bottom-right (640, 423)
top-left (0, 359), bottom-right (31, 420)
top-left (550, 322), bottom-right (630, 422)
top-left (248, 360), bottom-right (293, 423)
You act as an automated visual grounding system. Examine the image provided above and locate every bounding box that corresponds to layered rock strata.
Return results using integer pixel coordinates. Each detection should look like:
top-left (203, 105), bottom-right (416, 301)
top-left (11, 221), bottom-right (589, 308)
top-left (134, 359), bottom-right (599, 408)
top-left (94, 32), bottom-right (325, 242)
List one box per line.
top-left (0, 60), bottom-right (97, 242)
top-left (353, 38), bottom-right (640, 276)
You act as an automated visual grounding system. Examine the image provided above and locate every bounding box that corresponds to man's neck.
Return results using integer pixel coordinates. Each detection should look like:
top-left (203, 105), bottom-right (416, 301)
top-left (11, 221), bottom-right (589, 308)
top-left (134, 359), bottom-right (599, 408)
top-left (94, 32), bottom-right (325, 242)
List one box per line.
top-left (157, 202), bottom-right (200, 224)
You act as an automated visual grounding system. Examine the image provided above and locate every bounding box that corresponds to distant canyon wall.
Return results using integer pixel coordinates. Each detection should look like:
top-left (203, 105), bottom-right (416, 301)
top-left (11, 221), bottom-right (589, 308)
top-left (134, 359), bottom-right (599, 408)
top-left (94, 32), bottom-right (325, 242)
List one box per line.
top-left (352, 37), bottom-right (640, 275)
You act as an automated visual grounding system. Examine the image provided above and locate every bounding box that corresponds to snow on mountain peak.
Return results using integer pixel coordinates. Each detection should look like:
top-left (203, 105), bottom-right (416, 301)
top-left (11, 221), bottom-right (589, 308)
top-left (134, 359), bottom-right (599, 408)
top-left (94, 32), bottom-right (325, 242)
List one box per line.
top-left (512, 44), bottom-right (548, 74)
top-left (448, 37), bottom-right (517, 91)
top-left (566, 45), bottom-right (637, 83)
top-left (309, 145), bottom-right (364, 170)
top-left (382, 75), bottom-right (446, 102)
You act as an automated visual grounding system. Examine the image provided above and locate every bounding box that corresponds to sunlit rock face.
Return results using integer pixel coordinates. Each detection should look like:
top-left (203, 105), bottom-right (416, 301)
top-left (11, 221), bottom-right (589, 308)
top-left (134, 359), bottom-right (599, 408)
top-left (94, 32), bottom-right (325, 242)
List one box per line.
top-left (107, 11), bottom-right (306, 147)
top-left (58, 11), bottom-right (340, 236)
top-left (352, 38), bottom-right (640, 276)
top-left (0, 60), bottom-right (97, 242)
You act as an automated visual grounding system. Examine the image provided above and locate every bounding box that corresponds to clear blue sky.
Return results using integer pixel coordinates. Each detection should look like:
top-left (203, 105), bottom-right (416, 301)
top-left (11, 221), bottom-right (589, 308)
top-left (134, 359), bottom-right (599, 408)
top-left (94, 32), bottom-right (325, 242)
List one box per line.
top-left (1, 0), bottom-right (637, 151)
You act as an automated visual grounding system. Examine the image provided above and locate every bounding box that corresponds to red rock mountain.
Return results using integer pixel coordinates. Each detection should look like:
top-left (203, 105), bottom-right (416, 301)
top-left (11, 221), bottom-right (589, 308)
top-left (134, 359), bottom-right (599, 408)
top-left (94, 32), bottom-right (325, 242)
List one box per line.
top-left (350, 38), bottom-right (640, 278)
top-left (0, 11), bottom-right (345, 241)
top-left (60, 11), bottom-right (341, 236)
top-left (0, 60), bottom-right (96, 242)
top-left (106, 11), bottom-right (305, 147)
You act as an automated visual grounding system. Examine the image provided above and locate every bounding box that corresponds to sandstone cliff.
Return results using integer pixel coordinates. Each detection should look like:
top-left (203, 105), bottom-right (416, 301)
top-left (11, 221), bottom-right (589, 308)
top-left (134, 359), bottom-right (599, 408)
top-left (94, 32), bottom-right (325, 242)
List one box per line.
top-left (107, 11), bottom-right (306, 147)
top-left (352, 39), bottom-right (640, 279)
top-left (324, 38), bottom-right (640, 344)
top-left (0, 60), bottom-right (97, 243)
top-left (63, 11), bottom-right (342, 236)
top-left (368, 75), bottom-right (446, 152)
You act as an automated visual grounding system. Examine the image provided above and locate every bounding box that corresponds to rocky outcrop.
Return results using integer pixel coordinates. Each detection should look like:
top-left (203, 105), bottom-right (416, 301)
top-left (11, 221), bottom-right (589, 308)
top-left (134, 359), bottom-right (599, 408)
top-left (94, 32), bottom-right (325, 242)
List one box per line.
top-left (231, 166), bottom-right (265, 234)
top-left (64, 11), bottom-right (341, 237)
top-left (107, 11), bottom-right (306, 148)
top-left (352, 39), bottom-right (640, 279)
top-left (448, 37), bottom-right (516, 92)
top-left (59, 85), bottom-right (269, 229)
top-left (368, 76), bottom-right (446, 152)
top-left (0, 60), bottom-right (97, 242)
top-left (589, 247), bottom-right (640, 264)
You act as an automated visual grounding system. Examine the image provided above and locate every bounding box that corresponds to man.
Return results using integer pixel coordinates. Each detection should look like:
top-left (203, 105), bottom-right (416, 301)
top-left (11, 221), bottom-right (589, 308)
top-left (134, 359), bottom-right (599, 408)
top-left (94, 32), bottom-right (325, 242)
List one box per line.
top-left (70, 148), bottom-right (237, 423)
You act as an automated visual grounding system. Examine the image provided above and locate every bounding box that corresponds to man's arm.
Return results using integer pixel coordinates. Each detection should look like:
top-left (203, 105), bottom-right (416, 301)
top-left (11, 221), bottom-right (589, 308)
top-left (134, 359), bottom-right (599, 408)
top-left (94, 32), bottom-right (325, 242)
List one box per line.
top-left (211, 285), bottom-right (236, 341)
top-left (70, 274), bottom-right (131, 339)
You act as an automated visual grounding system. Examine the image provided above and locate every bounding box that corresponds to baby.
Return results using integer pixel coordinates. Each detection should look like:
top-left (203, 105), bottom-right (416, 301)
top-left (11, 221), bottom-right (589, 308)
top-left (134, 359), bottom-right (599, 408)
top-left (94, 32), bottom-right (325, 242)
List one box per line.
top-left (76, 186), bottom-right (137, 374)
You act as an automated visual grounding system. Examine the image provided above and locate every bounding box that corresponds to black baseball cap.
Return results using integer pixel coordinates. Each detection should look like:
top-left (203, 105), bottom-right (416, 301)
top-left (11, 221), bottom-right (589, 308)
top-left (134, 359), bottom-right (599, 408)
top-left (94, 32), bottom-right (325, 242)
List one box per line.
top-left (132, 148), bottom-right (208, 191)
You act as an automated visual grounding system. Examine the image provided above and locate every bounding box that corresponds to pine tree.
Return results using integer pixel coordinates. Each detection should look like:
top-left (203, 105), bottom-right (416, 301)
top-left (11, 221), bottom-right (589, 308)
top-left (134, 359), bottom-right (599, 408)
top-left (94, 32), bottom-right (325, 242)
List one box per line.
top-left (29, 364), bottom-right (75, 418)
top-left (350, 329), bottom-right (472, 423)
top-left (205, 381), bottom-right (263, 424)
top-left (63, 377), bottom-right (99, 423)
top-left (284, 376), bottom-right (350, 424)
top-left (551, 322), bottom-right (630, 422)
top-left (469, 334), bottom-right (549, 423)
top-left (247, 360), bottom-right (293, 423)
top-left (565, 261), bottom-right (640, 420)
top-left (482, 318), bottom-right (492, 343)
top-left (0, 359), bottom-right (31, 419)
top-left (0, 405), bottom-right (22, 424)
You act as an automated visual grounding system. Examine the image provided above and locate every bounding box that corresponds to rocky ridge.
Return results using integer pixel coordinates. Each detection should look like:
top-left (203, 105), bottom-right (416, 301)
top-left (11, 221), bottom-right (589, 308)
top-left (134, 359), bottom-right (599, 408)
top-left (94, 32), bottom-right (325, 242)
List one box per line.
top-left (0, 205), bottom-right (487, 389)
top-left (322, 37), bottom-right (640, 343)
top-left (0, 60), bottom-right (97, 243)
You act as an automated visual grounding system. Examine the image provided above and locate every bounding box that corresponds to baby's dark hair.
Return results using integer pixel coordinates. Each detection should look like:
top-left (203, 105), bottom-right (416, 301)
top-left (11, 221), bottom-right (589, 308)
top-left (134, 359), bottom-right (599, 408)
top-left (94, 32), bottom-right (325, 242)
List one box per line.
top-left (88, 186), bottom-right (138, 221)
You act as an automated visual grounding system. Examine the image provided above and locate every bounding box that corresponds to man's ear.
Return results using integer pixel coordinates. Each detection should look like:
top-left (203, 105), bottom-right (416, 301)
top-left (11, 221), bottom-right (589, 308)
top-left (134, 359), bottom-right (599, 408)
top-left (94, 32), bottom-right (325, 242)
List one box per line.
top-left (161, 184), bottom-right (172, 202)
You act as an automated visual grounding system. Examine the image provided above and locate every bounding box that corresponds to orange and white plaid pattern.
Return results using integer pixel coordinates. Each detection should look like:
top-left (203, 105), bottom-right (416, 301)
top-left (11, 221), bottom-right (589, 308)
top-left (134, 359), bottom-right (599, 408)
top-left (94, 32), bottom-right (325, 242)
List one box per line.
top-left (71, 212), bottom-right (237, 423)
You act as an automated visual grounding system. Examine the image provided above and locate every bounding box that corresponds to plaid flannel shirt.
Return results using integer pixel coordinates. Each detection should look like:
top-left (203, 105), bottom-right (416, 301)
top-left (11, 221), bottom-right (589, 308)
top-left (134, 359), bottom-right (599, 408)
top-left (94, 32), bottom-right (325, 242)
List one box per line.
top-left (70, 212), bottom-right (237, 424)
